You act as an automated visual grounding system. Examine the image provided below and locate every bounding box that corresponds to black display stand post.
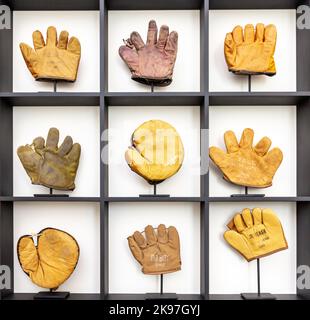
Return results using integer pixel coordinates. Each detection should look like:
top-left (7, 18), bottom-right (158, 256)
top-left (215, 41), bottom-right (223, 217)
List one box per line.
top-left (139, 82), bottom-right (170, 198)
top-left (146, 274), bottom-right (178, 300)
top-left (34, 288), bottom-right (70, 300)
top-left (231, 75), bottom-right (265, 198)
top-left (241, 259), bottom-right (276, 300)
top-left (34, 188), bottom-right (69, 198)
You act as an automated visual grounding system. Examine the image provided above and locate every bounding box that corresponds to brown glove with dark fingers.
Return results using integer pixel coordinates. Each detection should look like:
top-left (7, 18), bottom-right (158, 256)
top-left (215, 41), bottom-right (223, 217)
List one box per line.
top-left (128, 224), bottom-right (181, 275)
top-left (119, 20), bottom-right (178, 86)
top-left (20, 26), bottom-right (81, 82)
top-left (224, 24), bottom-right (277, 76)
top-left (17, 128), bottom-right (81, 191)
top-left (209, 128), bottom-right (283, 188)
top-left (224, 208), bottom-right (288, 261)
top-left (17, 228), bottom-right (80, 289)
top-left (125, 120), bottom-right (184, 184)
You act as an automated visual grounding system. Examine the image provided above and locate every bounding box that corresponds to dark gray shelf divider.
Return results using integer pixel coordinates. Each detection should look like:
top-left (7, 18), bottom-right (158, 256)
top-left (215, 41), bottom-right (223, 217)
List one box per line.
top-left (1, 0), bottom-right (309, 300)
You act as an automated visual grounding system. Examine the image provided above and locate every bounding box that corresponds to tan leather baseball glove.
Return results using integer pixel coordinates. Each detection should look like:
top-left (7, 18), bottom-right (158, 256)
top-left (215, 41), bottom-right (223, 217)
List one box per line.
top-left (224, 24), bottom-right (276, 76)
top-left (20, 26), bottom-right (81, 82)
top-left (125, 120), bottom-right (184, 184)
top-left (224, 208), bottom-right (288, 261)
top-left (209, 128), bottom-right (283, 188)
top-left (17, 127), bottom-right (81, 191)
top-left (119, 20), bottom-right (178, 86)
top-left (128, 224), bottom-right (181, 275)
top-left (17, 228), bottom-right (80, 289)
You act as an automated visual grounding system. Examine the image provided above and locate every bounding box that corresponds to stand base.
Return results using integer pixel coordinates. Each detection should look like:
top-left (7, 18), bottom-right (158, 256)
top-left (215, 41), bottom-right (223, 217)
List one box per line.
top-left (231, 194), bottom-right (265, 198)
top-left (34, 291), bottom-right (70, 300)
top-left (241, 293), bottom-right (276, 300)
top-left (145, 293), bottom-right (178, 300)
top-left (139, 194), bottom-right (170, 198)
top-left (34, 194), bottom-right (69, 197)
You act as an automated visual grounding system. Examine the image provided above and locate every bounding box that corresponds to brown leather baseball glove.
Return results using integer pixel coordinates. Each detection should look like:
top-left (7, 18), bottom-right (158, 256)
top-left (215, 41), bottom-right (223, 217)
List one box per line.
top-left (119, 20), bottom-right (178, 86)
top-left (17, 128), bottom-right (81, 191)
top-left (20, 26), bottom-right (81, 82)
top-left (209, 128), bottom-right (283, 188)
top-left (17, 228), bottom-right (80, 290)
top-left (128, 224), bottom-right (181, 275)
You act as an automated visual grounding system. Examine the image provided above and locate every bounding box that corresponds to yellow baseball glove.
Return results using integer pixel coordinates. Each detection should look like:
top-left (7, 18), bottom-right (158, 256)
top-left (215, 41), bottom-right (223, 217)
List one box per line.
top-left (20, 26), bottom-right (81, 82)
top-left (224, 208), bottom-right (288, 261)
top-left (17, 228), bottom-right (80, 289)
top-left (125, 120), bottom-right (184, 184)
top-left (224, 23), bottom-right (276, 76)
top-left (209, 128), bottom-right (283, 188)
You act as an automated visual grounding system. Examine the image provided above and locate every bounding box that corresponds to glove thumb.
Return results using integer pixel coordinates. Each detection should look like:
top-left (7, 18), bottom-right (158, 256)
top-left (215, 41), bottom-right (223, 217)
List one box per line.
top-left (17, 236), bottom-right (39, 274)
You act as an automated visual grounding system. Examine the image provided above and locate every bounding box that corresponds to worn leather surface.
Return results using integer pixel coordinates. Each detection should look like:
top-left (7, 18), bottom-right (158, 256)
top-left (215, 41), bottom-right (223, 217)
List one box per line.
top-left (119, 20), bottom-right (178, 86)
top-left (17, 128), bottom-right (81, 191)
top-left (17, 228), bottom-right (79, 289)
top-left (224, 24), bottom-right (276, 76)
top-left (224, 208), bottom-right (288, 261)
top-left (209, 128), bottom-right (283, 188)
top-left (20, 26), bottom-right (81, 82)
top-left (125, 120), bottom-right (184, 184)
top-left (128, 224), bottom-right (181, 275)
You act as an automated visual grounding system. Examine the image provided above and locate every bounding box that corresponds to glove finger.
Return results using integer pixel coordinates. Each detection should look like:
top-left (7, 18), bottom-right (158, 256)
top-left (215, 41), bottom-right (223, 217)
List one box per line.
top-left (32, 30), bottom-right (45, 50)
top-left (157, 25), bottom-right (169, 50)
top-left (67, 143), bottom-right (81, 162)
top-left (157, 224), bottom-right (168, 244)
top-left (119, 45), bottom-right (139, 72)
top-left (234, 213), bottom-right (247, 232)
top-left (244, 24), bottom-right (254, 44)
top-left (209, 146), bottom-right (227, 166)
top-left (252, 208), bottom-right (262, 225)
top-left (264, 24), bottom-right (277, 44)
top-left (133, 231), bottom-right (147, 249)
top-left (224, 130), bottom-right (239, 153)
top-left (232, 25), bottom-right (243, 45)
top-left (224, 32), bottom-right (236, 67)
top-left (146, 20), bottom-right (158, 46)
top-left (254, 136), bottom-right (271, 156)
top-left (33, 137), bottom-right (45, 152)
top-left (262, 208), bottom-right (282, 228)
top-left (17, 236), bottom-right (39, 274)
top-left (168, 226), bottom-right (180, 248)
top-left (264, 147), bottom-right (283, 173)
top-left (165, 31), bottom-right (178, 56)
top-left (58, 136), bottom-right (73, 157)
top-left (255, 23), bottom-right (264, 41)
top-left (67, 37), bottom-right (81, 56)
top-left (145, 225), bottom-right (157, 245)
top-left (241, 208), bottom-right (253, 228)
top-left (128, 236), bottom-right (143, 264)
top-left (46, 127), bottom-right (59, 150)
top-left (224, 230), bottom-right (252, 261)
top-left (58, 30), bottom-right (69, 49)
top-left (20, 43), bottom-right (36, 64)
top-left (130, 31), bottom-right (145, 50)
top-left (46, 26), bottom-right (57, 46)
top-left (239, 128), bottom-right (254, 149)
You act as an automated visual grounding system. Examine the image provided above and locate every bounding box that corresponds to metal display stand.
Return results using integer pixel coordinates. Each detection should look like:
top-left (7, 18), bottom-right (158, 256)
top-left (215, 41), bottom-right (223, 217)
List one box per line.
top-left (146, 274), bottom-right (178, 300)
top-left (241, 259), bottom-right (276, 300)
top-left (34, 289), bottom-right (70, 300)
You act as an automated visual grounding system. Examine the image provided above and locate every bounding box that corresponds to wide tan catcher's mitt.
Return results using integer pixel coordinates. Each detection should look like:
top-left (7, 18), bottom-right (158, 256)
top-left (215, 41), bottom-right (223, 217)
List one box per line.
top-left (119, 20), bottom-right (178, 86)
top-left (128, 224), bottom-right (181, 275)
top-left (20, 26), bottom-right (81, 82)
top-left (224, 24), bottom-right (277, 76)
top-left (224, 208), bottom-right (288, 261)
top-left (17, 228), bottom-right (80, 289)
top-left (17, 128), bottom-right (81, 191)
top-left (209, 128), bottom-right (283, 188)
top-left (125, 120), bottom-right (184, 184)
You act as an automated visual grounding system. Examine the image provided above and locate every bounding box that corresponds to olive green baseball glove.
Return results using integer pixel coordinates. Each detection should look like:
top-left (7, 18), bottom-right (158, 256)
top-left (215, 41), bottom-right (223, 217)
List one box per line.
top-left (17, 128), bottom-right (81, 191)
